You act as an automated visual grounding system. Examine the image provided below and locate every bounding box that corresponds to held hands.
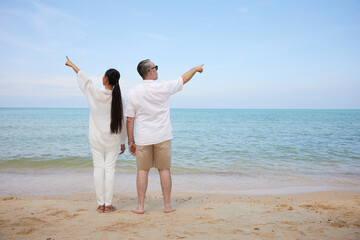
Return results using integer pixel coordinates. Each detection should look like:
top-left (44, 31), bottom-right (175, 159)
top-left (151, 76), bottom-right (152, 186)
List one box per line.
top-left (119, 144), bottom-right (126, 155)
top-left (129, 143), bottom-right (136, 156)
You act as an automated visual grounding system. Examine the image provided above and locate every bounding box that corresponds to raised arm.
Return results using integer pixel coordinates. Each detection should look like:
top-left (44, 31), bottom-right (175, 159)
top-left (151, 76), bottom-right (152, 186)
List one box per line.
top-left (65, 56), bottom-right (80, 74)
top-left (181, 64), bottom-right (204, 84)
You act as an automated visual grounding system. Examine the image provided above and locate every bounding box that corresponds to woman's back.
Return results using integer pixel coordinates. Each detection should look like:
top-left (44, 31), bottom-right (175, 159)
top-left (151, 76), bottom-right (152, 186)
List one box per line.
top-left (77, 71), bottom-right (126, 150)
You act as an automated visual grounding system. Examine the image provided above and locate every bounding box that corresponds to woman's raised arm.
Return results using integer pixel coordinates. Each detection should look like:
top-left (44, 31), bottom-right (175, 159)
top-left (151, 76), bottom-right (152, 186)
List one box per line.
top-left (65, 56), bottom-right (80, 73)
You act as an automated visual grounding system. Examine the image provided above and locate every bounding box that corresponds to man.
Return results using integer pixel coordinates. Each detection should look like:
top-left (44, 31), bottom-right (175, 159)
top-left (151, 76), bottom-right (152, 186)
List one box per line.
top-left (125, 59), bottom-right (204, 214)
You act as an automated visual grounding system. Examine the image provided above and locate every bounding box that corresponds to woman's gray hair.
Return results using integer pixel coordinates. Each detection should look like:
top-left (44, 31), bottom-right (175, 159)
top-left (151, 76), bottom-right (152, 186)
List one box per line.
top-left (137, 59), bottom-right (152, 79)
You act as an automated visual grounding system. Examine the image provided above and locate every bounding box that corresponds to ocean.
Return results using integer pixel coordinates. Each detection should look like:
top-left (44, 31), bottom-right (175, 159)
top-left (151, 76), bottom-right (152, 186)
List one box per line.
top-left (0, 108), bottom-right (359, 196)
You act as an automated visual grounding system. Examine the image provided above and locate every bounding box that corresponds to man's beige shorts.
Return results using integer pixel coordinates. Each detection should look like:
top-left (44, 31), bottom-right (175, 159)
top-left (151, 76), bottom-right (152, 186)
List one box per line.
top-left (136, 140), bottom-right (171, 170)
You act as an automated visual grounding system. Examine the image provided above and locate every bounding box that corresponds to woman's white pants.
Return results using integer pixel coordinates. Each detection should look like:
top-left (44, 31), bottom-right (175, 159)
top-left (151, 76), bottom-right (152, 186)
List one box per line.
top-left (91, 147), bottom-right (118, 206)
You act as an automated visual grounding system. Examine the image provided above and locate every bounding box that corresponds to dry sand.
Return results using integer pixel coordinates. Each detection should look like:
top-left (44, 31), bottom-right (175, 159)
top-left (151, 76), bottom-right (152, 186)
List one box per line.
top-left (1, 191), bottom-right (360, 239)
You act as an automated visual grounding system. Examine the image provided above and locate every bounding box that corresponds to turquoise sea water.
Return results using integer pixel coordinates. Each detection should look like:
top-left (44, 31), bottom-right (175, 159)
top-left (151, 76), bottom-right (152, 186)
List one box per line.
top-left (0, 108), bottom-right (359, 196)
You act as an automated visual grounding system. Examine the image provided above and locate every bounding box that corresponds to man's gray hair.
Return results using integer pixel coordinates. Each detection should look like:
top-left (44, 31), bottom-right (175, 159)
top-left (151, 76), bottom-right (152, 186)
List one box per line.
top-left (137, 59), bottom-right (152, 79)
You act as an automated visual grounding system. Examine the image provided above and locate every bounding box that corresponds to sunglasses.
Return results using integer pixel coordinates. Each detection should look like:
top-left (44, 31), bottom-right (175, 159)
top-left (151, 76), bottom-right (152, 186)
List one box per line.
top-left (151, 65), bottom-right (158, 71)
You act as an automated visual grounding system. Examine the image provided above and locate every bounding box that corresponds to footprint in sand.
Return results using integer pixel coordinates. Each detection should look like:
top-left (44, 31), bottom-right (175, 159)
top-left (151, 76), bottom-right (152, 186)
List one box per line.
top-left (276, 204), bottom-right (292, 211)
top-left (22, 217), bottom-right (48, 224)
top-left (15, 217), bottom-right (49, 235)
top-left (2, 197), bottom-right (15, 201)
top-left (183, 231), bottom-right (195, 236)
top-left (47, 209), bottom-right (77, 219)
top-left (163, 234), bottom-right (187, 239)
top-left (47, 210), bottom-right (68, 216)
top-left (17, 227), bottom-right (36, 235)
top-left (330, 220), bottom-right (348, 228)
top-left (75, 208), bottom-right (88, 212)
top-left (231, 229), bottom-right (245, 234)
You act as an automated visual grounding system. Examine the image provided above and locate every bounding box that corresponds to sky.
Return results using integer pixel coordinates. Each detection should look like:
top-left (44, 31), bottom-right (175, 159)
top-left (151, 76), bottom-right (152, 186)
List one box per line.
top-left (0, 0), bottom-right (359, 109)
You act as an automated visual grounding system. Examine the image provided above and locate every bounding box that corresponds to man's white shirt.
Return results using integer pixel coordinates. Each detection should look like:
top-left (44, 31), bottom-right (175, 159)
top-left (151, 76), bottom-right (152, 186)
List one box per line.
top-left (125, 77), bottom-right (183, 146)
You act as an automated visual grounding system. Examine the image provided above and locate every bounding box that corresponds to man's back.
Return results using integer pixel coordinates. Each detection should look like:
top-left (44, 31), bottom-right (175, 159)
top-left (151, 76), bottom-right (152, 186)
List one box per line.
top-left (125, 78), bottom-right (183, 146)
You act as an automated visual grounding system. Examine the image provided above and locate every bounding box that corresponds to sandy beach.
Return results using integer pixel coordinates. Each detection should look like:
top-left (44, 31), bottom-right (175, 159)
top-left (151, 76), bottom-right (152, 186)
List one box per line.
top-left (1, 190), bottom-right (359, 240)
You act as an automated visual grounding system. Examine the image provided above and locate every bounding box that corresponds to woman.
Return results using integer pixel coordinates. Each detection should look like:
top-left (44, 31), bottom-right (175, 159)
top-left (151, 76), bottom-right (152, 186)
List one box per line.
top-left (65, 56), bottom-right (126, 213)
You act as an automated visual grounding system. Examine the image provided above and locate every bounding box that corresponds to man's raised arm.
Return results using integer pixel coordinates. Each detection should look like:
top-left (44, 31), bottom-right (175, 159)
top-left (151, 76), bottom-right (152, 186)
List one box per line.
top-left (182, 64), bottom-right (204, 84)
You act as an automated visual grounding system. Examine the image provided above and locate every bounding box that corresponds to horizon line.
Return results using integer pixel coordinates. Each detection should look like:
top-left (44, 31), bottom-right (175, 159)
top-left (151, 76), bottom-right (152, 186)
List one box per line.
top-left (1, 107), bottom-right (359, 110)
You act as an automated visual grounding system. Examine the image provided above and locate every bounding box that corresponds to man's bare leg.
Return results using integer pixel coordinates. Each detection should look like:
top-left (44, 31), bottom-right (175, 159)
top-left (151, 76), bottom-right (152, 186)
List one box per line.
top-left (158, 169), bottom-right (175, 213)
top-left (132, 169), bottom-right (149, 214)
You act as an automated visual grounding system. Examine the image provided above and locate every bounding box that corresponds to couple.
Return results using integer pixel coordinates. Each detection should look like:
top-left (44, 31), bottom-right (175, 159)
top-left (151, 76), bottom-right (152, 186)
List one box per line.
top-left (65, 57), bottom-right (204, 214)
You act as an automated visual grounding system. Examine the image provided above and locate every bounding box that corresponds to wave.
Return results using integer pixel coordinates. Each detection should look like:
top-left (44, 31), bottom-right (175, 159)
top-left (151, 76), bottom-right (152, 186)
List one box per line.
top-left (0, 156), bottom-right (93, 169)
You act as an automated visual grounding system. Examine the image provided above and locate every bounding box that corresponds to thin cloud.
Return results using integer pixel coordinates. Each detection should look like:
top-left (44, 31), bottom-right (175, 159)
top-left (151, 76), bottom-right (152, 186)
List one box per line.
top-left (30, 0), bottom-right (84, 25)
top-left (0, 74), bottom-right (137, 99)
top-left (237, 7), bottom-right (248, 13)
top-left (0, 8), bottom-right (25, 17)
top-left (30, 0), bottom-right (70, 18)
top-left (0, 0), bottom-right (86, 53)
top-left (29, 0), bottom-right (86, 36)
top-left (142, 32), bottom-right (168, 40)
top-left (0, 34), bottom-right (51, 52)
top-left (0, 82), bottom-right (80, 97)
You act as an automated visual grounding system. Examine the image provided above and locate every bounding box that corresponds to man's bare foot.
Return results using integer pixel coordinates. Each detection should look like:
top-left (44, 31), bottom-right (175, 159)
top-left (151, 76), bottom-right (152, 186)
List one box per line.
top-left (131, 206), bottom-right (144, 214)
top-left (164, 207), bottom-right (176, 213)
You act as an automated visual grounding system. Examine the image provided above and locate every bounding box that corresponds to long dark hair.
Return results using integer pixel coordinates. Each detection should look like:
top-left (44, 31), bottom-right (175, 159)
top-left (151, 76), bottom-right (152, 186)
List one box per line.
top-left (105, 69), bottom-right (123, 134)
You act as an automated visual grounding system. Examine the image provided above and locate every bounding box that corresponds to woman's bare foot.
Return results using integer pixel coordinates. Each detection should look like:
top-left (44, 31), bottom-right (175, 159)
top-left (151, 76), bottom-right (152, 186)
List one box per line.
top-left (131, 206), bottom-right (144, 214)
top-left (97, 205), bottom-right (105, 213)
top-left (104, 205), bottom-right (116, 213)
